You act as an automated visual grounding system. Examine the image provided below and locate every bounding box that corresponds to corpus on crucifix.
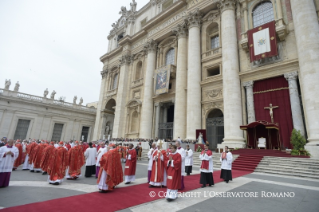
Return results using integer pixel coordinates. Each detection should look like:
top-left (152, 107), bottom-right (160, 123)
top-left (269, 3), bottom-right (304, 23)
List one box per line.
top-left (264, 103), bottom-right (279, 123)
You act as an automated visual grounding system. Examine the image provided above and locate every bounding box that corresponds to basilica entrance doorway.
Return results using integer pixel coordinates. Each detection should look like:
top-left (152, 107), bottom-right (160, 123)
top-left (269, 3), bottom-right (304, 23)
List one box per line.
top-left (158, 103), bottom-right (174, 140)
top-left (206, 109), bottom-right (224, 150)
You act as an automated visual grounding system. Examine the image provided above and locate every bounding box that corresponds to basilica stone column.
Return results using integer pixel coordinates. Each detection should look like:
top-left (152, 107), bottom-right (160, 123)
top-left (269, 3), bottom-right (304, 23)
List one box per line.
top-left (154, 103), bottom-right (160, 138)
top-left (243, 81), bottom-right (256, 124)
top-left (185, 9), bottom-right (202, 140)
top-left (284, 71), bottom-right (305, 136)
top-left (290, 0), bottom-right (319, 158)
top-left (93, 69), bottom-right (108, 140)
top-left (172, 23), bottom-right (188, 139)
top-left (112, 55), bottom-right (131, 138)
top-left (219, 0), bottom-right (245, 148)
top-left (140, 40), bottom-right (157, 139)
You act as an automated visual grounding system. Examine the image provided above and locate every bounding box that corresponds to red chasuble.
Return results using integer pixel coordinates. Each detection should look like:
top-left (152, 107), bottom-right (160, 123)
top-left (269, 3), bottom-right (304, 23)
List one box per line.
top-left (150, 150), bottom-right (166, 183)
top-left (48, 147), bottom-right (69, 181)
top-left (68, 145), bottom-right (85, 177)
top-left (200, 150), bottom-right (212, 170)
top-left (40, 145), bottom-right (55, 172)
top-left (13, 143), bottom-right (23, 167)
top-left (28, 143), bottom-right (38, 164)
top-left (66, 144), bottom-right (71, 151)
top-left (124, 149), bottom-right (137, 176)
top-left (97, 149), bottom-right (123, 191)
top-left (33, 143), bottom-right (47, 168)
top-left (165, 152), bottom-right (181, 190)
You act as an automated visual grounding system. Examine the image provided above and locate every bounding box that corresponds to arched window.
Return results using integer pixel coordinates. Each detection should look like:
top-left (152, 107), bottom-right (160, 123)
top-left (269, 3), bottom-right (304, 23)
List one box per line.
top-left (165, 48), bottom-right (175, 65)
top-left (131, 111), bottom-right (138, 132)
top-left (135, 61), bottom-right (142, 80)
top-left (211, 35), bottom-right (219, 49)
top-left (252, 1), bottom-right (274, 28)
top-left (112, 74), bottom-right (118, 90)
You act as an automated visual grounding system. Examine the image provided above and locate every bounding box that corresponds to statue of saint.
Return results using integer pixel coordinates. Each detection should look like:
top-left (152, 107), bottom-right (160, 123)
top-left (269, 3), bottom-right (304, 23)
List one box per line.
top-left (43, 88), bottom-right (49, 98)
top-left (50, 90), bottom-right (56, 99)
top-left (14, 81), bottom-right (20, 92)
top-left (5, 79), bottom-right (11, 90)
top-left (73, 96), bottom-right (77, 104)
top-left (79, 97), bottom-right (83, 105)
top-left (197, 132), bottom-right (204, 144)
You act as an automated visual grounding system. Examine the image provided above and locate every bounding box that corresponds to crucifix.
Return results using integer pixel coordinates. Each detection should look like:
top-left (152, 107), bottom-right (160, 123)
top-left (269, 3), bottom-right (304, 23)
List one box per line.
top-left (264, 103), bottom-right (279, 123)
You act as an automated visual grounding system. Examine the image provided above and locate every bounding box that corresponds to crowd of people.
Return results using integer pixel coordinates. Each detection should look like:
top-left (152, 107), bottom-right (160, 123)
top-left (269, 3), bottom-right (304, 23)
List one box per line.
top-left (0, 137), bottom-right (233, 202)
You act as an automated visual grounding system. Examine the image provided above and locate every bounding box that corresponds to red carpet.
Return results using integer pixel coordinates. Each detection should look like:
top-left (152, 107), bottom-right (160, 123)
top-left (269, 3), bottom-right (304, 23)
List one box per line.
top-left (2, 170), bottom-right (251, 212)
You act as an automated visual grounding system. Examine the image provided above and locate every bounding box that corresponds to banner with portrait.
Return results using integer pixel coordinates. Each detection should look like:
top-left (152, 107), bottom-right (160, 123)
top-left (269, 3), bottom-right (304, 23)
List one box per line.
top-left (154, 65), bottom-right (171, 95)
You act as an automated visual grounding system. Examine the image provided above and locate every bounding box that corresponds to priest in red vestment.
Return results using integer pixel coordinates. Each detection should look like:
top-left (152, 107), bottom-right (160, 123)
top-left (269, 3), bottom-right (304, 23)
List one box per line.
top-left (97, 145), bottom-right (123, 193)
top-left (124, 144), bottom-right (137, 184)
top-left (47, 141), bottom-right (69, 185)
top-left (66, 141), bottom-right (85, 180)
top-left (40, 142), bottom-right (55, 175)
top-left (27, 141), bottom-right (37, 172)
top-left (149, 141), bottom-right (167, 188)
top-left (32, 141), bottom-right (48, 173)
top-left (199, 142), bottom-right (214, 188)
top-left (13, 140), bottom-right (23, 171)
top-left (165, 144), bottom-right (181, 201)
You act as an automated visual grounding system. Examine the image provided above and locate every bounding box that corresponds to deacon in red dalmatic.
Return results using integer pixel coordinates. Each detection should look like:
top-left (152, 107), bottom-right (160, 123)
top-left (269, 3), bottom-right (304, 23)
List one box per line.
top-left (165, 144), bottom-right (181, 202)
top-left (124, 143), bottom-right (137, 184)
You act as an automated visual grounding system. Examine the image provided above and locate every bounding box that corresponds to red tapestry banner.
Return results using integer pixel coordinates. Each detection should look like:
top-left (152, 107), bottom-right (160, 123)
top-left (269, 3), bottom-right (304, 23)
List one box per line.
top-left (248, 21), bottom-right (278, 62)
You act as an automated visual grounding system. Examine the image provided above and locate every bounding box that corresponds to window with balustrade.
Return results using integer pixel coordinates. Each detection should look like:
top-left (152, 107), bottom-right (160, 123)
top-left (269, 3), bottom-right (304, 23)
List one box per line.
top-left (252, 1), bottom-right (274, 28)
top-left (165, 48), bottom-right (175, 65)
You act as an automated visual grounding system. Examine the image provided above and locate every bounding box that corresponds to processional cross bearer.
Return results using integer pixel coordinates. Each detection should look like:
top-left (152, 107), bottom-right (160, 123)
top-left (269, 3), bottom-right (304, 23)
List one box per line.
top-left (264, 103), bottom-right (279, 123)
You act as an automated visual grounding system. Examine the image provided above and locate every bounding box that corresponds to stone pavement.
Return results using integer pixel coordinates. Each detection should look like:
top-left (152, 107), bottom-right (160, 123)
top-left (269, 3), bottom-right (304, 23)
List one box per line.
top-left (1, 161), bottom-right (319, 212)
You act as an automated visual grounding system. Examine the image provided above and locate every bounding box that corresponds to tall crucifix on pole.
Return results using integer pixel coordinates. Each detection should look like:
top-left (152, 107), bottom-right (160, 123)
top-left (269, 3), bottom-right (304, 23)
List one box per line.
top-left (264, 103), bottom-right (279, 123)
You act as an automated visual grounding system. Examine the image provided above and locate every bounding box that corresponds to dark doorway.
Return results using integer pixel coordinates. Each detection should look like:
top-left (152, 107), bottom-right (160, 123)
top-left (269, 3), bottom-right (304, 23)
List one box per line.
top-left (81, 126), bottom-right (90, 142)
top-left (206, 109), bottom-right (224, 150)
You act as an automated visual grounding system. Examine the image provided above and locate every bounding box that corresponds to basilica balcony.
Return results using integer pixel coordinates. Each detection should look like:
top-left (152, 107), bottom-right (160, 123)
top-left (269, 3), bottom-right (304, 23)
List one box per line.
top-left (131, 78), bottom-right (143, 88)
top-left (201, 47), bottom-right (222, 62)
top-left (106, 89), bottom-right (117, 97)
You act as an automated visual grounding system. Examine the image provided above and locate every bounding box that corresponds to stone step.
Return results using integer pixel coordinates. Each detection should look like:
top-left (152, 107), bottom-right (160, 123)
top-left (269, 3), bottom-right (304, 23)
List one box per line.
top-left (259, 162), bottom-right (319, 168)
top-left (254, 169), bottom-right (319, 179)
top-left (257, 165), bottom-right (319, 173)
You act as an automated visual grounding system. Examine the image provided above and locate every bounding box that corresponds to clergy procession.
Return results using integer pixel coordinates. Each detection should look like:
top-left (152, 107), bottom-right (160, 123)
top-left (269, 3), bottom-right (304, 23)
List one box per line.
top-left (0, 137), bottom-right (233, 202)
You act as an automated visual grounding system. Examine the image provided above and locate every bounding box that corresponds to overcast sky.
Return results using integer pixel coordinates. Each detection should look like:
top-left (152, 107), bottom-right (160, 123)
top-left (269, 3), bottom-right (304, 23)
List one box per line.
top-left (0, 0), bottom-right (149, 105)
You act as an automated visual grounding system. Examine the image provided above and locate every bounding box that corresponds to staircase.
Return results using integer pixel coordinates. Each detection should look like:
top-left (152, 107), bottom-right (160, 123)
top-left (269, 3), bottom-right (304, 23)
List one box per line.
top-left (255, 156), bottom-right (319, 179)
top-left (231, 155), bottom-right (263, 172)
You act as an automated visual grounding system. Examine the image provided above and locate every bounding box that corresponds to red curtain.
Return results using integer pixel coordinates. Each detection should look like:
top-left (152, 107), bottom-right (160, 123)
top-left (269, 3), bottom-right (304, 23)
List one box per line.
top-left (253, 76), bottom-right (293, 149)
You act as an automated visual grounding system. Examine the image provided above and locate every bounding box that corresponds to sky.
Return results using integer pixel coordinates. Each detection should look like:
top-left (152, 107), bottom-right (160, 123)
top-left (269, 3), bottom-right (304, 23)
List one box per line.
top-left (0, 0), bottom-right (149, 105)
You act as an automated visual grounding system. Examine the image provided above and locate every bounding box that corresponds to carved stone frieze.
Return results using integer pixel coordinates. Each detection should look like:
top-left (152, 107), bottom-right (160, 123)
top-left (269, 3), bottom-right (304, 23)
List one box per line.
top-left (206, 89), bottom-right (223, 99)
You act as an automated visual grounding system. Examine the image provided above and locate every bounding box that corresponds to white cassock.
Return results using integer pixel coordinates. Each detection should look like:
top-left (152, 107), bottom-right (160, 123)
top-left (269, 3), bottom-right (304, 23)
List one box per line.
top-left (199, 152), bottom-right (213, 173)
top-left (22, 144), bottom-right (31, 170)
top-left (220, 152), bottom-right (233, 170)
top-left (84, 148), bottom-right (97, 166)
top-left (96, 147), bottom-right (108, 167)
top-left (0, 146), bottom-right (19, 186)
top-left (176, 147), bottom-right (186, 176)
top-left (71, 143), bottom-right (75, 148)
top-left (54, 144), bottom-right (59, 148)
top-left (185, 149), bottom-right (193, 166)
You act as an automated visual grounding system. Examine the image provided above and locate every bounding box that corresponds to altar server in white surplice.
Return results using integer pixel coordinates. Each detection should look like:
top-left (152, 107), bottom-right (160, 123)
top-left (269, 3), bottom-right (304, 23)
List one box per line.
top-left (84, 142), bottom-right (97, 177)
top-left (220, 146), bottom-right (233, 183)
top-left (185, 145), bottom-right (193, 176)
top-left (0, 139), bottom-right (19, 187)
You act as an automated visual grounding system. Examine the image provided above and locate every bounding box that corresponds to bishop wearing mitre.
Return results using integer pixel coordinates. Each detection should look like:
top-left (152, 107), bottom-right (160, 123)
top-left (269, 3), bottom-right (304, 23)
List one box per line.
top-left (165, 144), bottom-right (181, 202)
top-left (149, 140), bottom-right (167, 188)
top-left (124, 144), bottom-right (137, 184)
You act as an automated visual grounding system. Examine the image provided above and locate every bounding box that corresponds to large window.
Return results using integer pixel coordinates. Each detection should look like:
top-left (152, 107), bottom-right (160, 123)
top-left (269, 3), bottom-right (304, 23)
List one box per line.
top-left (51, 123), bottom-right (64, 141)
top-left (135, 61), bottom-right (142, 80)
top-left (14, 119), bottom-right (30, 140)
top-left (112, 74), bottom-right (118, 90)
top-left (252, 1), bottom-right (274, 28)
top-left (211, 36), bottom-right (219, 49)
top-left (165, 48), bottom-right (175, 65)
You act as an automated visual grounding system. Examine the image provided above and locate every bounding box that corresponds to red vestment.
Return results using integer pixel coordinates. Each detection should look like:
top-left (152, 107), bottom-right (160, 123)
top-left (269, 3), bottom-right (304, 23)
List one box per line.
top-left (27, 143), bottom-right (38, 164)
top-left (124, 149), bottom-right (137, 176)
top-left (48, 147), bottom-right (69, 181)
top-left (40, 145), bottom-right (55, 172)
top-left (66, 144), bottom-right (71, 151)
top-left (13, 143), bottom-right (23, 168)
top-left (33, 143), bottom-right (48, 168)
top-left (165, 152), bottom-right (182, 190)
top-left (68, 145), bottom-right (85, 177)
top-left (97, 149), bottom-right (123, 191)
top-left (200, 150), bottom-right (212, 170)
top-left (150, 149), bottom-right (167, 183)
